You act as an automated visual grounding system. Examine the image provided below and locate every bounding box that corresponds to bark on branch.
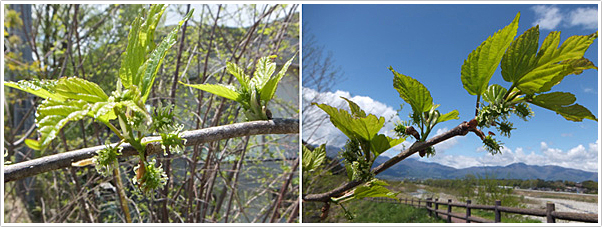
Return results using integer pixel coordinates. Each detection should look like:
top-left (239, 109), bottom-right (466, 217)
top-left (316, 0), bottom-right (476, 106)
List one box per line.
top-left (302, 121), bottom-right (472, 202)
top-left (3, 118), bottom-right (298, 183)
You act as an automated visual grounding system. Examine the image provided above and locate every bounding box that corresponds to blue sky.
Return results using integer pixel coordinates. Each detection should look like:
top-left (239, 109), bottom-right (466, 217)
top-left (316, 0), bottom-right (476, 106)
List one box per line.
top-left (302, 4), bottom-right (599, 172)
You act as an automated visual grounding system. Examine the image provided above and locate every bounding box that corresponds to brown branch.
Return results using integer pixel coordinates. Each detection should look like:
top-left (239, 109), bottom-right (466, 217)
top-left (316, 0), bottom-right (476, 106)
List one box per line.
top-left (3, 118), bottom-right (298, 183)
top-left (302, 121), bottom-right (472, 202)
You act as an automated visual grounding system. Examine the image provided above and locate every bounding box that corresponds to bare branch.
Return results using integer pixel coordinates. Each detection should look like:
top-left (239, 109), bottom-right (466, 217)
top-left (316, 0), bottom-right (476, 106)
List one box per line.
top-left (302, 120), bottom-right (473, 202)
top-left (4, 118), bottom-right (299, 183)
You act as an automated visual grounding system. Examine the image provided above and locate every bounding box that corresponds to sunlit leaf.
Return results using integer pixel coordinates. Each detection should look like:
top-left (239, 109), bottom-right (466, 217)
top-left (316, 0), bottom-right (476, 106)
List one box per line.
top-left (139, 8), bottom-right (194, 103)
top-left (314, 102), bottom-right (385, 142)
top-left (461, 12), bottom-right (520, 96)
top-left (482, 84), bottom-right (508, 105)
top-left (502, 27), bottom-right (597, 94)
top-left (561, 57), bottom-right (598, 75)
top-left (528, 92), bottom-right (597, 122)
top-left (436, 110), bottom-right (460, 124)
top-left (180, 82), bottom-right (242, 102)
top-left (390, 67), bottom-right (433, 113)
top-left (341, 97), bottom-right (366, 118)
top-left (226, 62), bottom-right (249, 91)
top-left (302, 144), bottom-right (326, 173)
top-left (4, 79), bottom-right (64, 101)
top-left (251, 56), bottom-right (276, 90)
top-left (33, 99), bottom-right (90, 150)
top-left (119, 4), bottom-right (167, 89)
top-left (260, 55), bottom-right (295, 102)
top-left (55, 77), bottom-right (108, 103)
top-left (353, 180), bottom-right (398, 200)
top-left (370, 134), bottom-right (404, 157)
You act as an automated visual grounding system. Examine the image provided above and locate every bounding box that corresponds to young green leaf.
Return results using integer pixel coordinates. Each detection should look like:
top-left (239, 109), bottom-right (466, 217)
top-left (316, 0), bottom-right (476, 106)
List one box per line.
top-left (180, 82), bottom-right (243, 102)
top-left (119, 4), bottom-right (167, 90)
top-left (561, 57), bottom-right (598, 75)
top-left (501, 25), bottom-right (540, 85)
top-left (54, 77), bottom-right (108, 103)
top-left (340, 97), bottom-right (366, 118)
top-left (302, 144), bottom-right (326, 174)
top-left (226, 62), bottom-right (249, 91)
top-left (370, 134), bottom-right (404, 157)
top-left (528, 92), bottom-right (597, 121)
top-left (352, 180), bottom-right (398, 200)
top-left (436, 110), bottom-right (460, 124)
top-left (251, 56), bottom-right (277, 90)
top-left (482, 84), bottom-right (508, 105)
top-left (139, 8), bottom-right (194, 103)
top-left (503, 27), bottom-right (597, 94)
top-left (314, 101), bottom-right (385, 142)
top-left (32, 99), bottom-right (90, 150)
top-left (390, 67), bottom-right (433, 113)
top-left (461, 12), bottom-right (520, 96)
top-left (260, 55), bottom-right (295, 102)
top-left (4, 79), bottom-right (64, 101)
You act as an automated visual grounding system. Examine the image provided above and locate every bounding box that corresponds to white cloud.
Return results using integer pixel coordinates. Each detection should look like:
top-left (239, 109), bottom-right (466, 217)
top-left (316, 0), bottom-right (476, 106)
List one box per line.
top-left (583, 88), bottom-right (595, 94)
top-left (532, 5), bottom-right (563, 30)
top-left (302, 87), bottom-right (401, 148)
top-left (531, 5), bottom-right (598, 30)
top-left (424, 140), bottom-right (599, 172)
top-left (568, 8), bottom-right (598, 29)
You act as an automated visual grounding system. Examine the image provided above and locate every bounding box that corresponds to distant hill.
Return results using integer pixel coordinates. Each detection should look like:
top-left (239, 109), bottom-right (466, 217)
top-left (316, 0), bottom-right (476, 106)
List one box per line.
top-left (322, 145), bottom-right (597, 182)
top-left (373, 156), bottom-right (598, 182)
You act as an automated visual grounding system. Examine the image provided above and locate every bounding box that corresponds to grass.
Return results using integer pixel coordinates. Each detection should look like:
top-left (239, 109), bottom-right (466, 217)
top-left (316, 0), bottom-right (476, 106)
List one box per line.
top-left (435, 204), bottom-right (542, 223)
top-left (322, 199), bottom-right (446, 223)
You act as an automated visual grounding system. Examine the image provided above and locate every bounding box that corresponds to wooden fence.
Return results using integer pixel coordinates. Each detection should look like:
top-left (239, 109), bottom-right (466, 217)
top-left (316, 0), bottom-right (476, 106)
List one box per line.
top-left (367, 197), bottom-right (598, 223)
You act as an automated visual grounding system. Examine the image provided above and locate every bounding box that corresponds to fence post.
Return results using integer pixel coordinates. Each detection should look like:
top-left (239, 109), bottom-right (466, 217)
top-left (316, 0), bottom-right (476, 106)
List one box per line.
top-left (411, 198), bottom-right (414, 207)
top-left (447, 199), bottom-right (452, 223)
top-left (494, 200), bottom-right (501, 223)
top-left (405, 197), bottom-right (408, 205)
top-left (546, 202), bottom-right (556, 223)
top-left (434, 198), bottom-right (439, 219)
top-left (465, 199), bottom-right (471, 223)
top-left (418, 198), bottom-right (421, 207)
top-left (426, 198), bottom-right (432, 216)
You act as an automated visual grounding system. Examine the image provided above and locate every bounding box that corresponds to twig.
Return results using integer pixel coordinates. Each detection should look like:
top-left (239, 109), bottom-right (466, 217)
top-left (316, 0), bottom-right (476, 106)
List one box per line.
top-left (4, 118), bottom-right (299, 182)
top-left (303, 120), bottom-right (474, 202)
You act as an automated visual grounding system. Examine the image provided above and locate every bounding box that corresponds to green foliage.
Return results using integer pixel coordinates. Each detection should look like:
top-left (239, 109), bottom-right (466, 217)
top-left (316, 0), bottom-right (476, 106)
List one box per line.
top-left (313, 98), bottom-right (402, 208)
top-left (390, 67), bottom-right (459, 157)
top-left (314, 98), bottom-right (403, 183)
top-left (119, 4), bottom-right (193, 103)
top-left (527, 92), bottom-right (597, 122)
top-left (461, 12), bottom-right (520, 96)
top-left (3, 4), bottom-right (193, 192)
top-left (352, 180), bottom-right (398, 200)
top-left (302, 144), bottom-right (326, 174)
top-left (181, 55), bottom-right (296, 121)
top-left (459, 12), bottom-right (597, 154)
top-left (319, 198), bottom-right (445, 223)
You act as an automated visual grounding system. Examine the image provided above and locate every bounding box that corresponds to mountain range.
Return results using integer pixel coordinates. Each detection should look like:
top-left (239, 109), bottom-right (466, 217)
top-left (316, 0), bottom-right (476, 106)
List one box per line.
top-left (323, 145), bottom-right (598, 182)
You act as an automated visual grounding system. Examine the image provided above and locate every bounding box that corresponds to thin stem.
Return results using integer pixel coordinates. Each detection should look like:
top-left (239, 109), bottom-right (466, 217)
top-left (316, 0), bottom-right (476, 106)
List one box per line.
top-left (113, 159), bottom-right (132, 223)
top-left (475, 95), bottom-right (481, 117)
top-left (502, 84), bottom-right (516, 101)
top-left (101, 120), bottom-right (124, 140)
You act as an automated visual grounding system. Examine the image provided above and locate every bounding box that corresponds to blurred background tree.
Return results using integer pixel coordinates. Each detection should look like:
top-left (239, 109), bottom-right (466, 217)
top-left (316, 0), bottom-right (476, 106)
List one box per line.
top-left (3, 4), bottom-right (299, 223)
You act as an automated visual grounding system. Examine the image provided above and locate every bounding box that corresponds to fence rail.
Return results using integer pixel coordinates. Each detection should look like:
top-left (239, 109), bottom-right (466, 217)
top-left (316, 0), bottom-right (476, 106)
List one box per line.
top-left (367, 196), bottom-right (598, 223)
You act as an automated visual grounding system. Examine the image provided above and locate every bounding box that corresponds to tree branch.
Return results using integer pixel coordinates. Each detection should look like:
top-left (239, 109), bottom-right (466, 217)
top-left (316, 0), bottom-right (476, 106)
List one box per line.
top-left (302, 121), bottom-right (472, 202)
top-left (3, 118), bottom-right (298, 183)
